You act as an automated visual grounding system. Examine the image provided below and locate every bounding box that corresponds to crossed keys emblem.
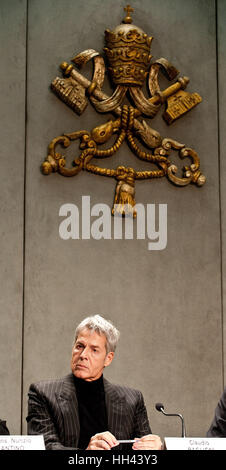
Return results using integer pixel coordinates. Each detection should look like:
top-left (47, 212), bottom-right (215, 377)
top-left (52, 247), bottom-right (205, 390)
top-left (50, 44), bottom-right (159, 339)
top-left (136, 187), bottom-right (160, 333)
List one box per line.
top-left (42, 5), bottom-right (206, 217)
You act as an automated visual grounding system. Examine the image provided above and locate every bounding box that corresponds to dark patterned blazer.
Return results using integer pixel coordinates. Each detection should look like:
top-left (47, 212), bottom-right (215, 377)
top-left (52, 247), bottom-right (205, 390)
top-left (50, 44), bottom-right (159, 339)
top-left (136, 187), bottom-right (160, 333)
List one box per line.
top-left (207, 388), bottom-right (226, 437)
top-left (0, 420), bottom-right (10, 435)
top-left (27, 373), bottom-right (151, 450)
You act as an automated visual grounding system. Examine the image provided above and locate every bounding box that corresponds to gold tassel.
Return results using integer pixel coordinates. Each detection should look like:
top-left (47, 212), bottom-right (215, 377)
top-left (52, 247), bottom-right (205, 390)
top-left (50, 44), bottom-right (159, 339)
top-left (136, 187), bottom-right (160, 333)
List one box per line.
top-left (112, 180), bottom-right (136, 217)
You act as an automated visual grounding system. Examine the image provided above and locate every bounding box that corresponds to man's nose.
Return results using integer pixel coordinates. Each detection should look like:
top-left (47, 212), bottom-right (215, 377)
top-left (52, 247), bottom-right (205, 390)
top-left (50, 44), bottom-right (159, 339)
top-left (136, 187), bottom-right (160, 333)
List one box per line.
top-left (80, 347), bottom-right (88, 358)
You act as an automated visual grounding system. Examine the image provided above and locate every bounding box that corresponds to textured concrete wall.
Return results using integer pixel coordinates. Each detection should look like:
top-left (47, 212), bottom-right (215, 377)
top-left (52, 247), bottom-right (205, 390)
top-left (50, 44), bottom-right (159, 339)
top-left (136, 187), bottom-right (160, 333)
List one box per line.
top-left (0, 0), bottom-right (225, 440)
top-left (218, 0), bottom-right (226, 385)
top-left (0, 0), bottom-right (27, 435)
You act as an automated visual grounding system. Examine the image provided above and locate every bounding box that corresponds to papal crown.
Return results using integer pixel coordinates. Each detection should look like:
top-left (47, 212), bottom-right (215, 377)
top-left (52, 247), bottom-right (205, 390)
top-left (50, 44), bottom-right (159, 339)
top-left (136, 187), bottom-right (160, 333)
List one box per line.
top-left (104, 5), bottom-right (153, 87)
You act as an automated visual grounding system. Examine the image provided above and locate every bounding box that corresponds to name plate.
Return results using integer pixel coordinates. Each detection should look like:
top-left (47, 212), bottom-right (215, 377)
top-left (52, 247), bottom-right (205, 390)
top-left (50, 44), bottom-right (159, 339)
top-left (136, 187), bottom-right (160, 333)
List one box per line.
top-left (0, 435), bottom-right (45, 450)
top-left (165, 437), bottom-right (226, 450)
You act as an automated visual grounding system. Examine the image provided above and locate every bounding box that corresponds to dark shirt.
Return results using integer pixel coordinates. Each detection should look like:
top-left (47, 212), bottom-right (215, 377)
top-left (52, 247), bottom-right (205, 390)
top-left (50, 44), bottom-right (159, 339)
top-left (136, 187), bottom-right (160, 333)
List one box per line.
top-left (0, 420), bottom-right (10, 435)
top-left (73, 375), bottom-right (108, 449)
top-left (207, 388), bottom-right (226, 437)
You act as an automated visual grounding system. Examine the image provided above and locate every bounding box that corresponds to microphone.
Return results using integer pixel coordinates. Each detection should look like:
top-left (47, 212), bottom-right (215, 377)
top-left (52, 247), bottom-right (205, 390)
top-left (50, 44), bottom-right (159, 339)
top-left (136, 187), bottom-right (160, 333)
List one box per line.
top-left (155, 402), bottom-right (186, 437)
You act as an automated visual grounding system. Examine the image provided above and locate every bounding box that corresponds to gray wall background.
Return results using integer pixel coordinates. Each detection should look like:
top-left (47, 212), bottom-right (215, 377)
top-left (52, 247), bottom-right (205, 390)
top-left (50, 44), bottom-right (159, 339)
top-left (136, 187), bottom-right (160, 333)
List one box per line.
top-left (0, 0), bottom-right (226, 440)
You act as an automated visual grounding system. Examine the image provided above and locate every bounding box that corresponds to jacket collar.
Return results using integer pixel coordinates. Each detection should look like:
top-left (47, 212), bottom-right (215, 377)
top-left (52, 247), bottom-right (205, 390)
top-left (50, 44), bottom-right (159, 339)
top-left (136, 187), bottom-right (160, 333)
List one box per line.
top-left (57, 374), bottom-right (126, 442)
top-left (57, 374), bottom-right (80, 447)
top-left (103, 377), bottom-right (125, 437)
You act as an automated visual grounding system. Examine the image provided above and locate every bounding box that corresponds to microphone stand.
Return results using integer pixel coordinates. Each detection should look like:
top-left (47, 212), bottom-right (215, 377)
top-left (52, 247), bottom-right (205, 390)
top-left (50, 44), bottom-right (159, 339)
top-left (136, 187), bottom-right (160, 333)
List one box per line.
top-left (155, 403), bottom-right (186, 437)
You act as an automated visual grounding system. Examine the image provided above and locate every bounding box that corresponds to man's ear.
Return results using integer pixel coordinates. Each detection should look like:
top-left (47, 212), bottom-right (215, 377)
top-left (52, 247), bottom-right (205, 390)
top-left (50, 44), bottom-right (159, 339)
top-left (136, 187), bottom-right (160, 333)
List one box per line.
top-left (104, 351), bottom-right (114, 368)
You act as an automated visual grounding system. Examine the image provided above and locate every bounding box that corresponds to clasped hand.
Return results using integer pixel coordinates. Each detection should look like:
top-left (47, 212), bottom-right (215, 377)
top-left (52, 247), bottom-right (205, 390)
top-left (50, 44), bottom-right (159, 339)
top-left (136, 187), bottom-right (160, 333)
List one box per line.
top-left (86, 431), bottom-right (162, 450)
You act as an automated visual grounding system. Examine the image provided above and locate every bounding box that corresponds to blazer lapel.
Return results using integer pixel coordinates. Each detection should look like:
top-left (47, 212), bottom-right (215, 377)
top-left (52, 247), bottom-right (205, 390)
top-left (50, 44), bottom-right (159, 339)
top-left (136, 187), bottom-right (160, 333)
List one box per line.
top-left (104, 378), bottom-right (125, 439)
top-left (57, 374), bottom-right (80, 447)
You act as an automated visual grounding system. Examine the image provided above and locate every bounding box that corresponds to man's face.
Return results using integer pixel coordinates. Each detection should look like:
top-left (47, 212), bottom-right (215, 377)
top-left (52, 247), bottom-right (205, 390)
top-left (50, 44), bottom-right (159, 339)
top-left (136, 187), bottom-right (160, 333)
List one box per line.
top-left (71, 328), bottom-right (114, 382)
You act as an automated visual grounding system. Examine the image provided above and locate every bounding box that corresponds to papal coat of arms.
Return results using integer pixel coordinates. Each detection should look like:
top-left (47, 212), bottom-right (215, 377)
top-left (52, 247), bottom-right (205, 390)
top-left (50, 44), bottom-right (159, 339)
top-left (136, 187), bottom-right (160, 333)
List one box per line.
top-left (42, 5), bottom-right (206, 217)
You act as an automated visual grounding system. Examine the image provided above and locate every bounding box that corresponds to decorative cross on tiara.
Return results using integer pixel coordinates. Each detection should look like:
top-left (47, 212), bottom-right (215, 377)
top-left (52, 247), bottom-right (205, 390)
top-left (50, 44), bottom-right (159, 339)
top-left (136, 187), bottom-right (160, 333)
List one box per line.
top-left (123, 4), bottom-right (134, 24)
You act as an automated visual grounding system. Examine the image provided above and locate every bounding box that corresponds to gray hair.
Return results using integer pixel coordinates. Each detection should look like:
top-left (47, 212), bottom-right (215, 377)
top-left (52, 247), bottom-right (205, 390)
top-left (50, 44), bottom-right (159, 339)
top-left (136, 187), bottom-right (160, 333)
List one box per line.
top-left (74, 315), bottom-right (120, 353)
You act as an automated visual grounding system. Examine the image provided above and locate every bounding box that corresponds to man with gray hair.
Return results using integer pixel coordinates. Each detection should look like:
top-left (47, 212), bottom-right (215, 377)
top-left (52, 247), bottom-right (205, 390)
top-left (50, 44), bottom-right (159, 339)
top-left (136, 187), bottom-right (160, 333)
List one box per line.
top-left (27, 315), bottom-right (162, 450)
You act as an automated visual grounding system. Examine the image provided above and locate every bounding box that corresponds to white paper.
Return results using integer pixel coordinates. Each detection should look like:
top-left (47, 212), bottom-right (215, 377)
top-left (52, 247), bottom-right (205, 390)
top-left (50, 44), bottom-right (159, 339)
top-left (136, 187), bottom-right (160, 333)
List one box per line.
top-left (165, 437), bottom-right (226, 450)
top-left (0, 435), bottom-right (45, 450)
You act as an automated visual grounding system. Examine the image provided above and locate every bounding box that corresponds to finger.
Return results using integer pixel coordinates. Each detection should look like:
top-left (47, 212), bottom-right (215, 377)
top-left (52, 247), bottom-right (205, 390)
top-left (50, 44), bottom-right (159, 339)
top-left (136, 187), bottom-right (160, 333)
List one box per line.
top-left (104, 431), bottom-right (119, 447)
top-left (89, 438), bottom-right (112, 450)
top-left (93, 432), bottom-right (118, 448)
top-left (138, 434), bottom-right (159, 441)
top-left (133, 437), bottom-right (141, 444)
top-left (100, 433), bottom-right (118, 447)
top-left (88, 444), bottom-right (105, 450)
top-left (138, 436), bottom-right (162, 446)
top-left (96, 439), bottom-right (112, 450)
top-left (133, 442), bottom-right (156, 450)
top-left (132, 440), bottom-right (162, 450)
